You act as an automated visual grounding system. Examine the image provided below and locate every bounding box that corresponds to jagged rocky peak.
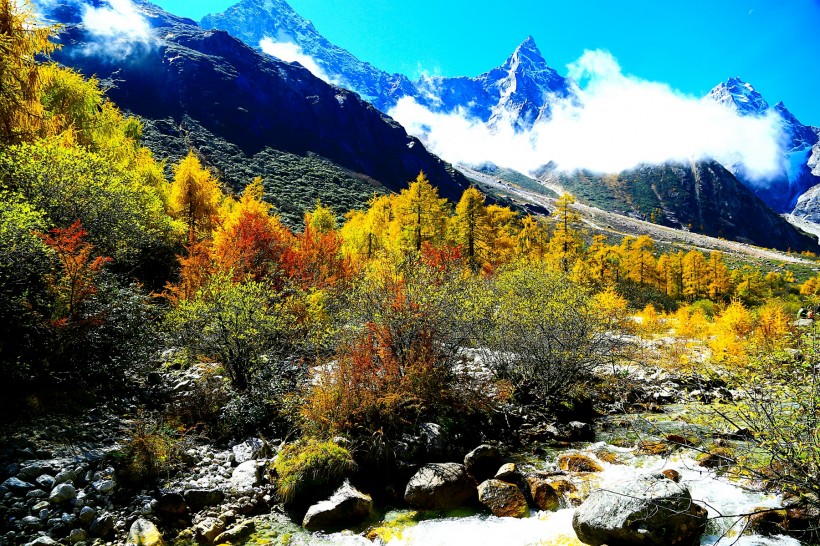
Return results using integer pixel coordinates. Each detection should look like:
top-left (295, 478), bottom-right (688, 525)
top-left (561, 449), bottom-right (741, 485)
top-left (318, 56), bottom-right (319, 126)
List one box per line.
top-left (707, 77), bottom-right (770, 116)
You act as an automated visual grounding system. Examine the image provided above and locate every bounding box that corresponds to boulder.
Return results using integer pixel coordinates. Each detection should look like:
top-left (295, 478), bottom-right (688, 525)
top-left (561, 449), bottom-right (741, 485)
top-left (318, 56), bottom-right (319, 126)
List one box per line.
top-left (494, 463), bottom-right (520, 483)
top-left (419, 423), bottom-right (448, 460)
top-left (463, 445), bottom-right (502, 483)
top-left (68, 528), bottom-right (87, 543)
top-left (194, 517), bottom-right (226, 544)
top-left (662, 469), bottom-right (682, 482)
top-left (89, 514), bottom-right (114, 538)
top-left (78, 506), bottom-right (96, 524)
top-left (404, 463), bottom-right (475, 510)
top-left (302, 481), bottom-right (373, 531)
top-left (48, 483), bottom-right (76, 503)
top-left (126, 518), bottom-right (164, 546)
top-left (231, 438), bottom-right (266, 464)
top-left (35, 474), bottom-right (55, 490)
top-left (156, 492), bottom-right (187, 519)
top-left (184, 488), bottom-right (225, 511)
top-left (557, 453), bottom-right (603, 473)
top-left (526, 476), bottom-right (560, 512)
top-left (572, 473), bottom-right (708, 546)
top-left (477, 479), bottom-right (529, 518)
top-left (213, 520), bottom-right (255, 545)
top-left (3, 477), bottom-right (34, 494)
top-left (230, 460), bottom-right (261, 491)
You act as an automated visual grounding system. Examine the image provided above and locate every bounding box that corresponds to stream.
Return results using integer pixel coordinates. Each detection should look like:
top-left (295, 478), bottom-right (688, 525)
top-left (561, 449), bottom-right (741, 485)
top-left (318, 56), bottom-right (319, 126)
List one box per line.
top-left (241, 406), bottom-right (804, 546)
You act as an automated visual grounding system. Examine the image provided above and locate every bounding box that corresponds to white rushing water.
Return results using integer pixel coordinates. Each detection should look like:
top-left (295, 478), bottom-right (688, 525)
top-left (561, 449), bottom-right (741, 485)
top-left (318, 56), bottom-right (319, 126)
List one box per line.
top-left (254, 443), bottom-right (803, 546)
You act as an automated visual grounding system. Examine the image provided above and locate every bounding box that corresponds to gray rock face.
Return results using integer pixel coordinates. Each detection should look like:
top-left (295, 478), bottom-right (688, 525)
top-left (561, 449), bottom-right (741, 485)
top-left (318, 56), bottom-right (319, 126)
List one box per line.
top-left (463, 445), bottom-right (502, 484)
top-left (230, 460), bottom-right (262, 491)
top-left (49, 483), bottom-right (76, 504)
top-left (404, 463), bottom-right (475, 510)
top-left (302, 481), bottom-right (373, 532)
top-left (89, 514), bottom-right (114, 538)
top-left (572, 473), bottom-right (708, 546)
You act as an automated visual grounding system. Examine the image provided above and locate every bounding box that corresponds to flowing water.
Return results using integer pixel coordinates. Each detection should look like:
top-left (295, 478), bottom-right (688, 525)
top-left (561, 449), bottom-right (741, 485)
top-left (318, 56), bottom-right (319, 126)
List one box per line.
top-left (244, 408), bottom-right (805, 546)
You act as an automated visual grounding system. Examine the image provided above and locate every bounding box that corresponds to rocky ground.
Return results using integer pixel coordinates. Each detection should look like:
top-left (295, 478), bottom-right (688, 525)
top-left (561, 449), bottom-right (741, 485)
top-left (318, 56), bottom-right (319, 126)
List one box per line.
top-left (0, 363), bottom-right (802, 546)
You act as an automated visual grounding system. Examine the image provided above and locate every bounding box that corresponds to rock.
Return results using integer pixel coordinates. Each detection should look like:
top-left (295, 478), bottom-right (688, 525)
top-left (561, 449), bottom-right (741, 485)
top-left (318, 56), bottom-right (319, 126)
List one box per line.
top-left (213, 520), bottom-right (255, 544)
top-left (230, 460), bottom-right (262, 491)
top-left (35, 475), bottom-right (55, 490)
top-left (18, 462), bottom-right (52, 480)
top-left (527, 476), bottom-right (560, 511)
top-left (3, 477), bottom-right (34, 494)
top-left (31, 500), bottom-right (49, 512)
top-left (25, 536), bottom-right (58, 546)
top-left (49, 483), bottom-right (76, 503)
top-left (557, 453), bottom-right (603, 473)
top-left (68, 528), bottom-right (87, 543)
top-left (21, 515), bottom-right (43, 530)
top-left (231, 438), bottom-right (266, 464)
top-left (92, 479), bottom-right (116, 494)
top-left (494, 463), bottom-right (520, 483)
top-left (463, 445), bottom-right (503, 483)
top-left (78, 506), bottom-right (96, 524)
top-left (194, 517), bottom-right (225, 544)
top-left (697, 447), bottom-right (735, 469)
top-left (156, 492), bottom-right (187, 519)
top-left (184, 488), bottom-right (225, 511)
top-left (126, 518), bottom-right (164, 546)
top-left (89, 514), bottom-right (114, 538)
top-left (477, 479), bottom-right (529, 518)
top-left (53, 469), bottom-right (75, 486)
top-left (26, 488), bottom-right (47, 499)
top-left (555, 421), bottom-right (595, 442)
top-left (572, 473), bottom-right (708, 546)
top-left (404, 463), bottom-right (475, 510)
top-left (419, 423), bottom-right (448, 460)
top-left (302, 481), bottom-right (374, 531)
top-left (662, 469), bottom-right (682, 482)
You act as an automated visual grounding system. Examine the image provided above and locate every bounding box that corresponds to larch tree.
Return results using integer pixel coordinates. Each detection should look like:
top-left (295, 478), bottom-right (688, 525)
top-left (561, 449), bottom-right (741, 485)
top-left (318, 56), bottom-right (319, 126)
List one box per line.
top-left (169, 151), bottom-right (223, 240)
top-left (0, 0), bottom-right (56, 145)
top-left (451, 187), bottom-right (489, 271)
top-left (393, 172), bottom-right (450, 253)
top-left (547, 193), bottom-right (583, 273)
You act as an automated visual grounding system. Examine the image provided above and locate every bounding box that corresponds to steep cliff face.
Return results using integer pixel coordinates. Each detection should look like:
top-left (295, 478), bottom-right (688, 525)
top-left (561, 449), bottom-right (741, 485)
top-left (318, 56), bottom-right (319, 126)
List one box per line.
top-left (38, 0), bottom-right (470, 221)
top-left (542, 161), bottom-right (817, 252)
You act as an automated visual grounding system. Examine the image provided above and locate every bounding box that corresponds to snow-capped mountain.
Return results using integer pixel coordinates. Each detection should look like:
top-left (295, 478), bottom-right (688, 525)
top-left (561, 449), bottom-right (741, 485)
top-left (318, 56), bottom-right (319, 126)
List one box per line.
top-left (706, 77), bottom-right (820, 213)
top-left (200, 0), bottom-right (572, 128)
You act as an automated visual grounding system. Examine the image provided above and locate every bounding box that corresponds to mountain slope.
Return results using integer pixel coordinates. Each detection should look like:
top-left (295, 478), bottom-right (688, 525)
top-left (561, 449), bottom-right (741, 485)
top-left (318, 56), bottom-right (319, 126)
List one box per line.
top-left (540, 160), bottom-right (817, 252)
top-left (37, 0), bottom-right (469, 225)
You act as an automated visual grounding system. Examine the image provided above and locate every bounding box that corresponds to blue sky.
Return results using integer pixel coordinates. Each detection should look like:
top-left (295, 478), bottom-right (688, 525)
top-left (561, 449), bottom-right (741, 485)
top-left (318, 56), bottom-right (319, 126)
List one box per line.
top-left (155, 0), bottom-right (820, 126)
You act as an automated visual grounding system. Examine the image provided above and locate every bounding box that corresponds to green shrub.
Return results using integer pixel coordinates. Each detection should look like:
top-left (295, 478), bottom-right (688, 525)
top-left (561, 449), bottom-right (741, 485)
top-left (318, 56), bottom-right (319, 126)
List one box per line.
top-left (273, 439), bottom-right (356, 506)
top-left (116, 414), bottom-right (188, 486)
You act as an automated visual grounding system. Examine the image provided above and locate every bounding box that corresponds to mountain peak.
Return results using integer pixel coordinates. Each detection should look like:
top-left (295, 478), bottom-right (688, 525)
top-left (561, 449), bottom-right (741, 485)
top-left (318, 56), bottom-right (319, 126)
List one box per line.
top-left (508, 35), bottom-right (546, 67)
top-left (707, 77), bottom-right (769, 117)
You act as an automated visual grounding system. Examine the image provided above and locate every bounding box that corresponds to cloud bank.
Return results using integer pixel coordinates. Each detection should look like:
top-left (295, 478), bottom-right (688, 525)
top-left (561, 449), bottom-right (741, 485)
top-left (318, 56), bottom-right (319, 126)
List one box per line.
top-left (259, 37), bottom-right (338, 85)
top-left (80, 0), bottom-right (153, 59)
top-left (389, 50), bottom-right (786, 181)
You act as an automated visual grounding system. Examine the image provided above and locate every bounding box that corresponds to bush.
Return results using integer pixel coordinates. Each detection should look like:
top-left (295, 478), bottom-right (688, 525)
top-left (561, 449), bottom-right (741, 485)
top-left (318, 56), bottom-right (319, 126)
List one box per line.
top-left (480, 265), bottom-right (626, 404)
top-left (116, 413), bottom-right (188, 486)
top-left (273, 439), bottom-right (356, 507)
top-left (165, 274), bottom-right (293, 391)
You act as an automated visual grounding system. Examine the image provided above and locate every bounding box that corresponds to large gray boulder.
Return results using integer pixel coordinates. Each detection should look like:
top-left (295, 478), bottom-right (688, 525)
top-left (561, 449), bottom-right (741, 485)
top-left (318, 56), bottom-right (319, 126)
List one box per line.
top-left (404, 463), bottom-right (475, 510)
top-left (302, 481), bottom-right (373, 531)
top-left (572, 473), bottom-right (708, 546)
top-left (230, 460), bottom-right (262, 491)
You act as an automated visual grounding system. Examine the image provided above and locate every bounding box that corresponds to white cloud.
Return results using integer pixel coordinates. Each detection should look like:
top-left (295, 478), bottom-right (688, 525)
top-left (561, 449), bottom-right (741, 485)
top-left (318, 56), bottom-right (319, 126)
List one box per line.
top-left (389, 49), bottom-right (786, 182)
top-left (259, 37), bottom-right (338, 85)
top-left (80, 0), bottom-right (153, 59)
